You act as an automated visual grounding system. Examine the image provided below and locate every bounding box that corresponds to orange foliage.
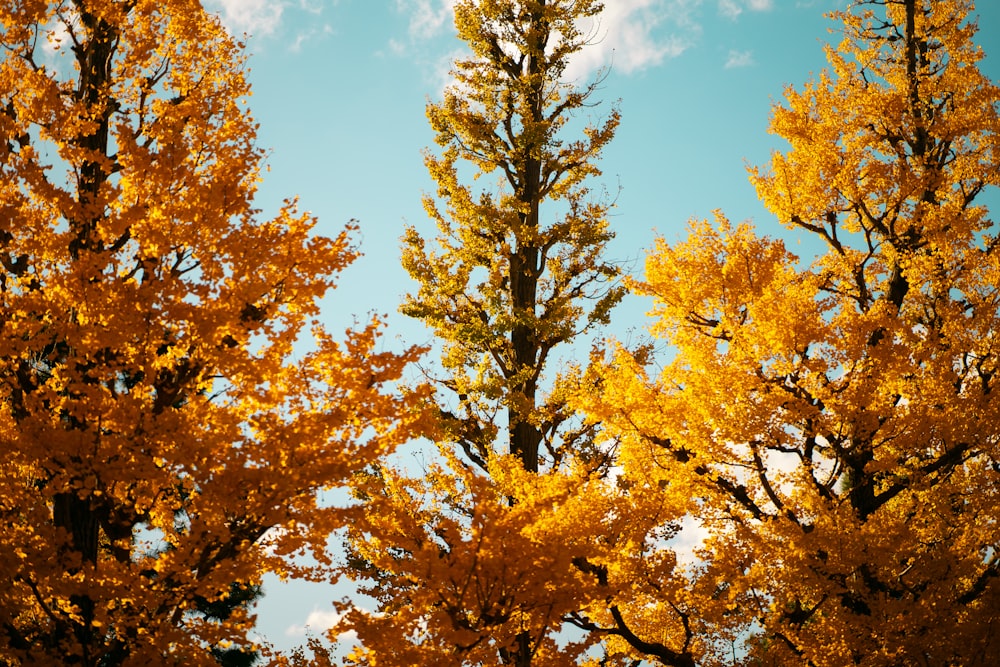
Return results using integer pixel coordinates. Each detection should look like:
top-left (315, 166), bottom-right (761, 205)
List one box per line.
top-left (0, 0), bottom-right (427, 664)
top-left (335, 0), bottom-right (628, 664)
top-left (581, 0), bottom-right (1000, 664)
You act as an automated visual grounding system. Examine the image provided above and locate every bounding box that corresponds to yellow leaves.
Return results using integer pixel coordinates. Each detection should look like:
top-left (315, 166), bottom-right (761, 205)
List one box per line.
top-left (571, 2), bottom-right (1000, 665)
top-left (406, 0), bottom-right (625, 516)
top-left (0, 0), bottom-right (433, 663)
top-left (638, 212), bottom-right (826, 382)
top-left (754, 2), bottom-right (1000, 262)
top-left (341, 447), bottom-right (629, 665)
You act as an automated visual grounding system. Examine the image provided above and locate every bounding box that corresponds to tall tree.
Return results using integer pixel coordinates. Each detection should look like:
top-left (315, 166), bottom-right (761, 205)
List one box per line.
top-left (405, 0), bottom-right (622, 476)
top-left (0, 0), bottom-right (426, 664)
top-left (581, 0), bottom-right (1000, 664)
top-left (338, 0), bottom-right (624, 664)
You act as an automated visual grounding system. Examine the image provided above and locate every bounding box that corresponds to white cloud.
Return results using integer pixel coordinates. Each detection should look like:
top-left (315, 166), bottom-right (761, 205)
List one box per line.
top-left (40, 8), bottom-right (80, 59)
top-left (433, 47), bottom-right (471, 94)
top-left (299, 0), bottom-right (326, 14)
top-left (43, 21), bottom-right (72, 56)
top-left (289, 23), bottom-right (335, 53)
top-left (396, 0), bottom-right (457, 40)
top-left (718, 0), bottom-right (773, 20)
top-left (724, 48), bottom-right (755, 68)
top-left (285, 606), bottom-right (360, 644)
top-left (205, 0), bottom-right (340, 41)
top-left (566, 0), bottom-right (703, 81)
top-left (671, 515), bottom-right (710, 567)
top-left (387, 37), bottom-right (407, 56)
top-left (395, 0), bottom-right (704, 85)
top-left (384, 1), bottom-right (464, 89)
top-left (207, 0), bottom-right (286, 37)
top-left (285, 607), bottom-right (344, 637)
top-left (718, 0), bottom-right (742, 20)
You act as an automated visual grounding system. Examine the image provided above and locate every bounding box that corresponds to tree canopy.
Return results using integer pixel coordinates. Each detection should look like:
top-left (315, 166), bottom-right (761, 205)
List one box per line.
top-left (336, 0), bottom-right (628, 664)
top-left (0, 0), bottom-right (426, 664)
top-left (580, 0), bottom-right (1000, 663)
top-left (1, 0), bottom-right (998, 665)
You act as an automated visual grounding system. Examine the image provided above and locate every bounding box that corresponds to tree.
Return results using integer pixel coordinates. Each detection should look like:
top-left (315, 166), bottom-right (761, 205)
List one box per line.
top-left (0, 0), bottom-right (427, 664)
top-left (336, 1), bottom-right (626, 664)
top-left (196, 583), bottom-right (264, 667)
top-left (404, 0), bottom-right (622, 476)
top-left (579, 0), bottom-right (1000, 664)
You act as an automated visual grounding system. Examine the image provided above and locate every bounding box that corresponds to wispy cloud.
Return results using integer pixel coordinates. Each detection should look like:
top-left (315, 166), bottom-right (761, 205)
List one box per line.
top-left (724, 48), bottom-right (755, 68)
top-left (718, 0), bottom-right (774, 20)
top-left (433, 47), bottom-right (471, 94)
top-left (206, 0), bottom-right (286, 36)
top-left (289, 23), bottom-right (335, 53)
top-left (206, 0), bottom-right (339, 49)
top-left (42, 18), bottom-right (73, 56)
top-left (285, 605), bottom-right (359, 643)
top-left (396, 0), bottom-right (458, 40)
top-left (718, 0), bottom-right (742, 20)
top-left (566, 0), bottom-right (702, 81)
top-left (299, 0), bottom-right (327, 14)
top-left (392, 0), bottom-right (705, 85)
top-left (285, 607), bottom-right (344, 637)
top-left (380, 1), bottom-right (462, 92)
top-left (387, 37), bottom-right (407, 56)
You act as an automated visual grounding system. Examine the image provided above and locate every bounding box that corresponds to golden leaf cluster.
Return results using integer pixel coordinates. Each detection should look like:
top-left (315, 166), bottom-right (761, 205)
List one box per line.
top-left (3, 0), bottom-right (1000, 666)
top-left (0, 0), bottom-right (429, 664)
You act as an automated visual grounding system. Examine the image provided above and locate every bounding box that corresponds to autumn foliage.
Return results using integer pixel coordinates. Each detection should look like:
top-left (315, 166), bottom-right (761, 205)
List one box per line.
top-left (581, 0), bottom-right (1000, 664)
top-left (0, 0), bottom-right (425, 664)
top-left (336, 0), bottom-right (627, 664)
top-left (2, 0), bottom-right (999, 665)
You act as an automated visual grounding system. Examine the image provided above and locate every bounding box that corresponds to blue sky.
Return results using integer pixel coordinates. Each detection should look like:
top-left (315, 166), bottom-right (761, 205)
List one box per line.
top-left (198, 0), bottom-right (1000, 654)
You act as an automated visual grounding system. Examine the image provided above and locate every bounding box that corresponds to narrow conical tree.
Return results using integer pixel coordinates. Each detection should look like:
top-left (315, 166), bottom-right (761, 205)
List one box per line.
top-left (339, 1), bottom-right (625, 664)
top-left (403, 0), bottom-right (622, 476)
